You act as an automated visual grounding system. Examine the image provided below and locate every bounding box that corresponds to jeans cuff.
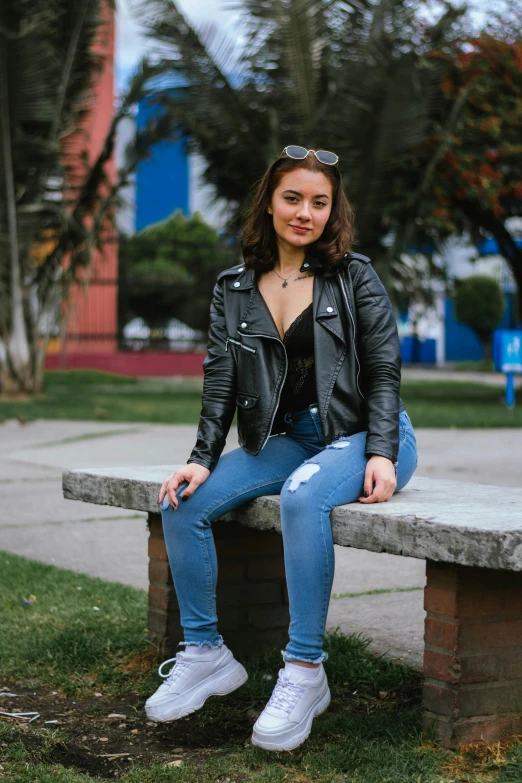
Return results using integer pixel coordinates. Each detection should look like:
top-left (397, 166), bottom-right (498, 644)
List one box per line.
top-left (281, 649), bottom-right (328, 664)
top-left (178, 635), bottom-right (224, 649)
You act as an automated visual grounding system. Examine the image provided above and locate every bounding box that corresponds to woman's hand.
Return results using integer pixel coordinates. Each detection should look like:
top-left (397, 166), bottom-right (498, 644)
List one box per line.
top-left (358, 455), bottom-right (396, 503)
top-left (159, 464), bottom-right (211, 510)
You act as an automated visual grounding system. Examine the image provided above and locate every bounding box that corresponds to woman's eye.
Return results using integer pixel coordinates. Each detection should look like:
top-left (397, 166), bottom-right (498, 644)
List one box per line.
top-left (284, 196), bottom-right (298, 202)
top-left (315, 201), bottom-right (327, 208)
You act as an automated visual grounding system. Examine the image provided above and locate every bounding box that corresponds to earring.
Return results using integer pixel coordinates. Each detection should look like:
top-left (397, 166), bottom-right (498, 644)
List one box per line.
top-left (267, 209), bottom-right (272, 215)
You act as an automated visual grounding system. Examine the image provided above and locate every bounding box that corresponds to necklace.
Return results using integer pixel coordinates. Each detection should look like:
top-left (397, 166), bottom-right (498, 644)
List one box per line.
top-left (272, 268), bottom-right (313, 288)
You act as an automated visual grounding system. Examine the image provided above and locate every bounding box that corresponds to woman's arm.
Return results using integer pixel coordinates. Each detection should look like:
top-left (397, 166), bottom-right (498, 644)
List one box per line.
top-left (187, 279), bottom-right (237, 473)
top-left (352, 261), bottom-right (402, 465)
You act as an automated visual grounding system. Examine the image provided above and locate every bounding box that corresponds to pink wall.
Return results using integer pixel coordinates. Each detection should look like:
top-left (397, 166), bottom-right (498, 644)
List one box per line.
top-left (45, 352), bottom-right (206, 377)
top-left (49, 3), bottom-right (118, 357)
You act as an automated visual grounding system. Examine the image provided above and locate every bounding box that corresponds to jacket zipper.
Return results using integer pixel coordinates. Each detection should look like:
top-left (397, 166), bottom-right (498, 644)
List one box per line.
top-left (338, 272), bottom-right (364, 399)
top-left (237, 330), bottom-right (288, 450)
top-left (225, 336), bottom-right (257, 354)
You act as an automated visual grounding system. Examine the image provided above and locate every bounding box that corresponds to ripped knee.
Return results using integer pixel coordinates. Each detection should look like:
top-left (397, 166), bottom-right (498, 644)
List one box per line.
top-left (326, 437), bottom-right (351, 450)
top-left (286, 462), bottom-right (321, 492)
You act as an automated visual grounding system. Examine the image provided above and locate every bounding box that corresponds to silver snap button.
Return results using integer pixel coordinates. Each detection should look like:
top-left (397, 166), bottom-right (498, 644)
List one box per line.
top-left (241, 322), bottom-right (247, 328)
top-left (233, 281), bottom-right (240, 287)
top-left (244, 400), bottom-right (249, 405)
top-left (326, 306), bottom-right (334, 313)
top-left (310, 407), bottom-right (318, 414)
top-left (303, 262), bottom-right (309, 267)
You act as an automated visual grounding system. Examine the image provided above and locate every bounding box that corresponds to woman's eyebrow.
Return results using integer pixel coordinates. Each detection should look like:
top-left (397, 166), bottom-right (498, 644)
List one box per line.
top-left (282, 189), bottom-right (330, 199)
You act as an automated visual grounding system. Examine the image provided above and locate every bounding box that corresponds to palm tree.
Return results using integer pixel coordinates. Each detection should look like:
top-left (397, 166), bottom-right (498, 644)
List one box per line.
top-left (0, 0), bottom-right (169, 394)
top-left (131, 0), bottom-right (464, 304)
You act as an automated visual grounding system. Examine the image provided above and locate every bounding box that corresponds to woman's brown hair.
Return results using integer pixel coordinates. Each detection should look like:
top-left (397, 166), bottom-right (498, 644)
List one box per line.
top-left (240, 152), bottom-right (355, 277)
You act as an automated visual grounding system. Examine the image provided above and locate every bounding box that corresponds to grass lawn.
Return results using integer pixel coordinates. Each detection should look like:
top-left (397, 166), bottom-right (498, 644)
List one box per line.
top-left (1, 552), bottom-right (522, 782)
top-left (0, 369), bottom-right (521, 428)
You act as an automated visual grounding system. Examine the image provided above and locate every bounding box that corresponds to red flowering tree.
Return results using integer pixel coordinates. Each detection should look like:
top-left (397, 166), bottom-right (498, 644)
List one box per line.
top-left (391, 33), bottom-right (522, 312)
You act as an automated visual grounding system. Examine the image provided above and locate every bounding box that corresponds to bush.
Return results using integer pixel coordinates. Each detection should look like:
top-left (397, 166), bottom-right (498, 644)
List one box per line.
top-left (453, 275), bottom-right (505, 359)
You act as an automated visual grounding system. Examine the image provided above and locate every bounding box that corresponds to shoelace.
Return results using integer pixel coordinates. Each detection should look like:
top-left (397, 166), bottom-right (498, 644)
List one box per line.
top-left (267, 671), bottom-right (305, 714)
top-left (157, 654), bottom-right (190, 685)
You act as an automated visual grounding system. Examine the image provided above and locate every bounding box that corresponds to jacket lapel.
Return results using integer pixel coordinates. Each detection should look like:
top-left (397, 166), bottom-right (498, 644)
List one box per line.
top-left (314, 275), bottom-right (347, 346)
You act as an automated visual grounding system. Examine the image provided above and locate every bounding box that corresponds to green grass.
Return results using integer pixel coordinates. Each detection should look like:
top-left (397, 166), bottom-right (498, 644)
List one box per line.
top-left (1, 551), bottom-right (522, 782)
top-left (0, 369), bottom-right (521, 428)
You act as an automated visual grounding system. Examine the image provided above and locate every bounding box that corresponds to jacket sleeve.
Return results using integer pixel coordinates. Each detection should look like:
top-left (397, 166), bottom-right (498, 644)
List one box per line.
top-left (187, 279), bottom-right (237, 472)
top-left (353, 262), bottom-right (402, 463)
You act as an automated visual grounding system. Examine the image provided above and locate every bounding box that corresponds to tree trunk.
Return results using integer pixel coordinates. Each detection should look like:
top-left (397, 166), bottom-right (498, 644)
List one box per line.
top-left (0, 45), bottom-right (32, 395)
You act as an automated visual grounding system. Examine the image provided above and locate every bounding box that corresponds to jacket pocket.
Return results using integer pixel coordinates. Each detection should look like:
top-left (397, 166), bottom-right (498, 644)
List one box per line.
top-left (226, 337), bottom-right (257, 354)
top-left (236, 392), bottom-right (259, 429)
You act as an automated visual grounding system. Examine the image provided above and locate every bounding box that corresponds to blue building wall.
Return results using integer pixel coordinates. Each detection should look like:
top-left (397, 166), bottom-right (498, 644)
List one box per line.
top-left (135, 97), bottom-right (189, 232)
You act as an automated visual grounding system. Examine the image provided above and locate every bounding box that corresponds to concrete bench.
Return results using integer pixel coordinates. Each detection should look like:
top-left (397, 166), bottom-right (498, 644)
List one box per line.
top-left (63, 468), bottom-right (522, 749)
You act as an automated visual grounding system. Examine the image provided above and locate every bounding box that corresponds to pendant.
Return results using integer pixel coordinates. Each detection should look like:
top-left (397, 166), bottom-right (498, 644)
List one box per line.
top-left (282, 280), bottom-right (288, 288)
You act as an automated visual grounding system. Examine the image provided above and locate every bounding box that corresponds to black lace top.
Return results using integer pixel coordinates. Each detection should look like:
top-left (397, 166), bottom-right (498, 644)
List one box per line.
top-left (270, 302), bottom-right (318, 434)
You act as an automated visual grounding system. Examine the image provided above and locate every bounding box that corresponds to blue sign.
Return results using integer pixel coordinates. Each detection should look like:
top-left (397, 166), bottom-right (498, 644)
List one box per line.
top-left (494, 330), bottom-right (522, 373)
top-left (493, 330), bottom-right (522, 409)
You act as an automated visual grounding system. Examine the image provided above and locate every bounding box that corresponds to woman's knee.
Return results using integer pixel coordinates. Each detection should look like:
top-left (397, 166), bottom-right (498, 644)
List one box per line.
top-left (280, 462), bottom-right (321, 519)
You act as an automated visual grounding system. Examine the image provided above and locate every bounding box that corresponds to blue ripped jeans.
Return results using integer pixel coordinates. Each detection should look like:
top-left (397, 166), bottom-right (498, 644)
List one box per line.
top-left (160, 406), bottom-right (418, 664)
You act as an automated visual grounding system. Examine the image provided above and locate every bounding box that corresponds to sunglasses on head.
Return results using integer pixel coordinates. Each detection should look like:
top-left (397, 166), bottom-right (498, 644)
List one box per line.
top-left (281, 145), bottom-right (339, 166)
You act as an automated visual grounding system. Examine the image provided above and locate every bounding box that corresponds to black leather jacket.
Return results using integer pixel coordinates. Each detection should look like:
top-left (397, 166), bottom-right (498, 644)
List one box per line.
top-left (188, 252), bottom-right (405, 473)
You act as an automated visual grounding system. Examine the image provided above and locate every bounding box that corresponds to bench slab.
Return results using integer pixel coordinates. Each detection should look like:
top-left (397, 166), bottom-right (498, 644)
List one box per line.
top-left (63, 468), bottom-right (522, 571)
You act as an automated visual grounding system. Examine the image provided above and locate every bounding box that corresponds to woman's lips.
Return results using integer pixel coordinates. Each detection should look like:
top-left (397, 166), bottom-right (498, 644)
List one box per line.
top-left (290, 225), bottom-right (312, 234)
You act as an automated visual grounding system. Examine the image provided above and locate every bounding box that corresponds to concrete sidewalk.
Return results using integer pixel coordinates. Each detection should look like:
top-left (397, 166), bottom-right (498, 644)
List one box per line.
top-left (1, 418), bottom-right (521, 669)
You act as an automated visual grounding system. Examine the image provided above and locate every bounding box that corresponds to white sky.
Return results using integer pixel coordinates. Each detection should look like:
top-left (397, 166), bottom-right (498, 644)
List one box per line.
top-left (116, 0), bottom-right (241, 90)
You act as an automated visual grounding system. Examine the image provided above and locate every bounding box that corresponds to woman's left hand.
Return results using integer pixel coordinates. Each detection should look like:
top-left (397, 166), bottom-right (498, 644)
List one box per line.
top-left (358, 455), bottom-right (397, 503)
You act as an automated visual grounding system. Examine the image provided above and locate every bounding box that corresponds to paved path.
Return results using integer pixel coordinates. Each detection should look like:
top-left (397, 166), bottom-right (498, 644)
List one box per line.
top-left (1, 418), bottom-right (521, 670)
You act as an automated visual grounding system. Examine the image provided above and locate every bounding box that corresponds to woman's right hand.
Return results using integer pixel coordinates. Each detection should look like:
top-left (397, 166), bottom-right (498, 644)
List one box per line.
top-left (158, 463), bottom-right (211, 511)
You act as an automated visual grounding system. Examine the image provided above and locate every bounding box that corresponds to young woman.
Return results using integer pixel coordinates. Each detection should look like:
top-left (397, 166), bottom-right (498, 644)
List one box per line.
top-left (146, 146), bottom-right (418, 752)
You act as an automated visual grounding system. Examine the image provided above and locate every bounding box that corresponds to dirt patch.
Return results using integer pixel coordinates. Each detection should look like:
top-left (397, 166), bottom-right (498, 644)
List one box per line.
top-left (0, 677), bottom-right (422, 779)
top-left (0, 680), bottom-right (251, 778)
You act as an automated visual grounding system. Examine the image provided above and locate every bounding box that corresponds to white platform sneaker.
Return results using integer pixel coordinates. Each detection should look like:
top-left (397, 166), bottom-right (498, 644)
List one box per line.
top-left (251, 664), bottom-right (331, 751)
top-left (145, 644), bottom-right (248, 722)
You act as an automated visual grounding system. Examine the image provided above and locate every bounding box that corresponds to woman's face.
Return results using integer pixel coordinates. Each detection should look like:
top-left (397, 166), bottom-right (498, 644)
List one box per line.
top-left (269, 168), bottom-right (333, 250)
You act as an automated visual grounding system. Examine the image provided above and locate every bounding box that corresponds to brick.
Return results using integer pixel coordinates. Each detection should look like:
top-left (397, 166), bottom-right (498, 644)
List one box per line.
top-left (149, 584), bottom-right (175, 613)
top-left (247, 604), bottom-right (290, 629)
top-left (225, 627), bottom-right (288, 655)
top-left (425, 617), bottom-right (458, 651)
top-left (213, 520), bottom-right (263, 539)
top-left (217, 581), bottom-right (282, 607)
top-left (247, 557), bottom-right (286, 580)
top-left (500, 588), bottom-right (522, 619)
top-left (424, 649), bottom-right (460, 684)
top-left (218, 560), bottom-right (246, 582)
top-left (459, 619), bottom-right (522, 651)
top-left (423, 683), bottom-right (456, 717)
top-left (458, 590), bottom-right (503, 618)
top-left (501, 648), bottom-right (522, 679)
top-left (215, 534), bottom-right (283, 558)
top-left (452, 713), bottom-right (522, 746)
top-left (148, 607), bottom-right (168, 637)
top-left (423, 711), bottom-right (453, 747)
top-left (459, 653), bottom-right (503, 684)
top-left (148, 536), bottom-right (168, 561)
top-left (424, 586), bottom-right (458, 617)
top-left (457, 683), bottom-right (522, 719)
top-left (147, 514), bottom-right (163, 536)
top-left (217, 607), bottom-right (245, 631)
top-left (149, 558), bottom-right (172, 586)
top-left (426, 561), bottom-right (458, 590)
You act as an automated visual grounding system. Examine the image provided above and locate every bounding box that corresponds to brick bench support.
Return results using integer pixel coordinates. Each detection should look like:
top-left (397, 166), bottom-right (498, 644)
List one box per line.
top-left (423, 560), bottom-right (522, 746)
top-left (148, 512), bottom-right (290, 658)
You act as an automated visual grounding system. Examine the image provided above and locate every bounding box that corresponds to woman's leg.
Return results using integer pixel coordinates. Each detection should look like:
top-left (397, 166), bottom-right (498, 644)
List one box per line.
top-left (280, 409), bottom-right (418, 663)
top-left (160, 432), bottom-right (310, 648)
